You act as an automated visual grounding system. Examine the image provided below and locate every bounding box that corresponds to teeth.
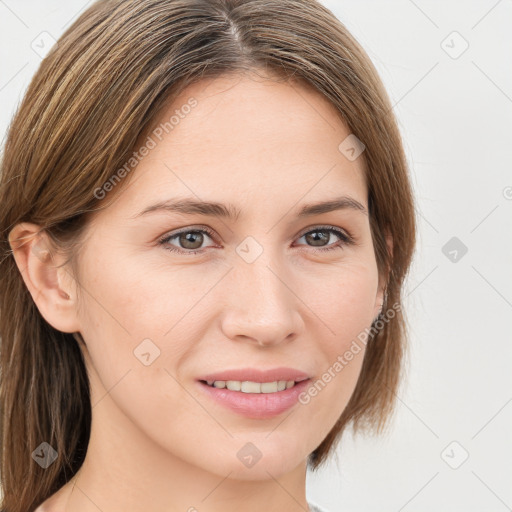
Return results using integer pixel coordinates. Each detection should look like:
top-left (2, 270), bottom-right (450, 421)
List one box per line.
top-left (204, 379), bottom-right (297, 393)
top-left (226, 380), bottom-right (241, 391)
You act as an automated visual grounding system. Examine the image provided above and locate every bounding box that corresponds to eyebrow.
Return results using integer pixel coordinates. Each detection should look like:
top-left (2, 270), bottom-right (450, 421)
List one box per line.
top-left (131, 195), bottom-right (368, 220)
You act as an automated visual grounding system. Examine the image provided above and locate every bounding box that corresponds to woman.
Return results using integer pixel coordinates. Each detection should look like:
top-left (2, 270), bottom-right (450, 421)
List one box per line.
top-left (0, 0), bottom-right (416, 511)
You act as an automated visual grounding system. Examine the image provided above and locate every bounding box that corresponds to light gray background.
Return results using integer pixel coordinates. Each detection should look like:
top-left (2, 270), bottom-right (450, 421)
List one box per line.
top-left (1, 1), bottom-right (511, 511)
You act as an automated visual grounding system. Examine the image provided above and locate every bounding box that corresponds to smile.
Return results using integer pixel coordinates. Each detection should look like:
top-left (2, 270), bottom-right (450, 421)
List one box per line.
top-left (197, 378), bottom-right (311, 419)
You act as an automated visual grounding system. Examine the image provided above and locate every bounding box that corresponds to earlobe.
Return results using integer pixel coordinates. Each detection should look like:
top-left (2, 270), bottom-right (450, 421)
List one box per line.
top-left (8, 222), bottom-right (81, 333)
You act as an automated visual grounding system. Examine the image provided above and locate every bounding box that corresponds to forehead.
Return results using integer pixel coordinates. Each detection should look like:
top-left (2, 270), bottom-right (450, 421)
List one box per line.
top-left (103, 72), bottom-right (367, 219)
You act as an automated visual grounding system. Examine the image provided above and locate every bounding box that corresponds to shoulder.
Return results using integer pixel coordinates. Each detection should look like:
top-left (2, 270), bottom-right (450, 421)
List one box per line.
top-left (307, 501), bottom-right (331, 512)
top-left (33, 482), bottom-right (73, 512)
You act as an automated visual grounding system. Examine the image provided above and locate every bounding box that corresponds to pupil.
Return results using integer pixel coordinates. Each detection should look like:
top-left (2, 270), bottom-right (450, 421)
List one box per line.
top-left (181, 231), bottom-right (203, 249)
top-left (306, 230), bottom-right (328, 246)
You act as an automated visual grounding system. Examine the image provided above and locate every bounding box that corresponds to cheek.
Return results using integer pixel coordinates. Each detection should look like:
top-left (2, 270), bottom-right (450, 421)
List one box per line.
top-left (293, 332), bottom-right (368, 452)
top-left (290, 262), bottom-right (376, 429)
top-left (80, 241), bottom-right (216, 334)
top-left (74, 247), bottom-right (221, 420)
top-left (295, 259), bottom-right (379, 345)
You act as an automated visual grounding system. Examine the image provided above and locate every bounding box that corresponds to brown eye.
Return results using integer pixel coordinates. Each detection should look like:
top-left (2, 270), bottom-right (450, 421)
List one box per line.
top-left (304, 230), bottom-right (330, 247)
top-left (295, 226), bottom-right (353, 252)
top-left (178, 231), bottom-right (204, 250)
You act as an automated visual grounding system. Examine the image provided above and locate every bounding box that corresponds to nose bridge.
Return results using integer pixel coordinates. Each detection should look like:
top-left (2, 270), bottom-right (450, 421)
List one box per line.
top-left (220, 242), bottom-right (302, 345)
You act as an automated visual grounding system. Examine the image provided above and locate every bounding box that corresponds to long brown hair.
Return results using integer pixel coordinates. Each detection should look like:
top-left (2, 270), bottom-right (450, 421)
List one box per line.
top-left (0, 1), bottom-right (416, 510)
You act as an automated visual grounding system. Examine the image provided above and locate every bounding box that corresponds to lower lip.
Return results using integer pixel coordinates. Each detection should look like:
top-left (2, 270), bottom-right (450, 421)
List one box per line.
top-left (197, 379), bottom-right (311, 419)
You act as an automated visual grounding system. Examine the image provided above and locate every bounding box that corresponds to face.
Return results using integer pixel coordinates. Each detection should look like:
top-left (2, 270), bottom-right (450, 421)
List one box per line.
top-left (64, 71), bottom-right (385, 479)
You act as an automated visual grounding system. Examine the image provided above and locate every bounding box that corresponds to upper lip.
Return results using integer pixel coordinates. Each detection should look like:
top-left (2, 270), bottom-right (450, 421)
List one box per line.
top-left (198, 367), bottom-right (310, 383)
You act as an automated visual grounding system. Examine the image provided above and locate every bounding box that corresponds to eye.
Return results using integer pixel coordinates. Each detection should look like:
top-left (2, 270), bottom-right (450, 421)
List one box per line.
top-left (158, 225), bottom-right (355, 255)
top-left (158, 226), bottom-right (217, 255)
top-left (294, 225), bottom-right (355, 252)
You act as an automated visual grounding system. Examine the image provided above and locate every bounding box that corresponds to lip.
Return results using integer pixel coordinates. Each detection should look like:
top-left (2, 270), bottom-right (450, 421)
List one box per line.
top-left (196, 367), bottom-right (311, 419)
top-left (198, 367), bottom-right (310, 383)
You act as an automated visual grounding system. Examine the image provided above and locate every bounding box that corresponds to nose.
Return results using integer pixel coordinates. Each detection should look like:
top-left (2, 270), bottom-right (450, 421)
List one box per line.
top-left (220, 256), bottom-right (304, 347)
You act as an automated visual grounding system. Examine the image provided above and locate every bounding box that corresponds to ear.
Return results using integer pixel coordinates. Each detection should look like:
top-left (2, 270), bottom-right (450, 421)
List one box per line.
top-left (8, 222), bottom-right (81, 333)
top-left (373, 231), bottom-right (393, 320)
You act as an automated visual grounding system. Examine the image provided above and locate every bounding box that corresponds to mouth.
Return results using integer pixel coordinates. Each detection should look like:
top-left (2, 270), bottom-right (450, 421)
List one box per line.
top-left (196, 370), bottom-right (312, 419)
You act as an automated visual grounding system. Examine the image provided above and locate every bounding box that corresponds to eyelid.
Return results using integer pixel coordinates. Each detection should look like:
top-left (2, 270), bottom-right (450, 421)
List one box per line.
top-left (161, 225), bottom-right (216, 239)
top-left (157, 225), bottom-right (218, 245)
top-left (294, 224), bottom-right (354, 242)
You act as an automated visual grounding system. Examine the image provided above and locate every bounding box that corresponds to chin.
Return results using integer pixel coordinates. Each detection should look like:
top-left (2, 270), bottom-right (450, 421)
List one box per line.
top-left (199, 434), bottom-right (309, 480)
top-left (219, 456), bottom-right (303, 481)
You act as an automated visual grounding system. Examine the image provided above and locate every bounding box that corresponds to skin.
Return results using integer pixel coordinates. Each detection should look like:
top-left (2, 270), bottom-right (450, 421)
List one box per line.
top-left (10, 70), bottom-right (390, 512)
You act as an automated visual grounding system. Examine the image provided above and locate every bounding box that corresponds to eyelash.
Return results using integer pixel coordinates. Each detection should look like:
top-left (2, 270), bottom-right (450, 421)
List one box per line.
top-left (158, 225), bottom-right (355, 255)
